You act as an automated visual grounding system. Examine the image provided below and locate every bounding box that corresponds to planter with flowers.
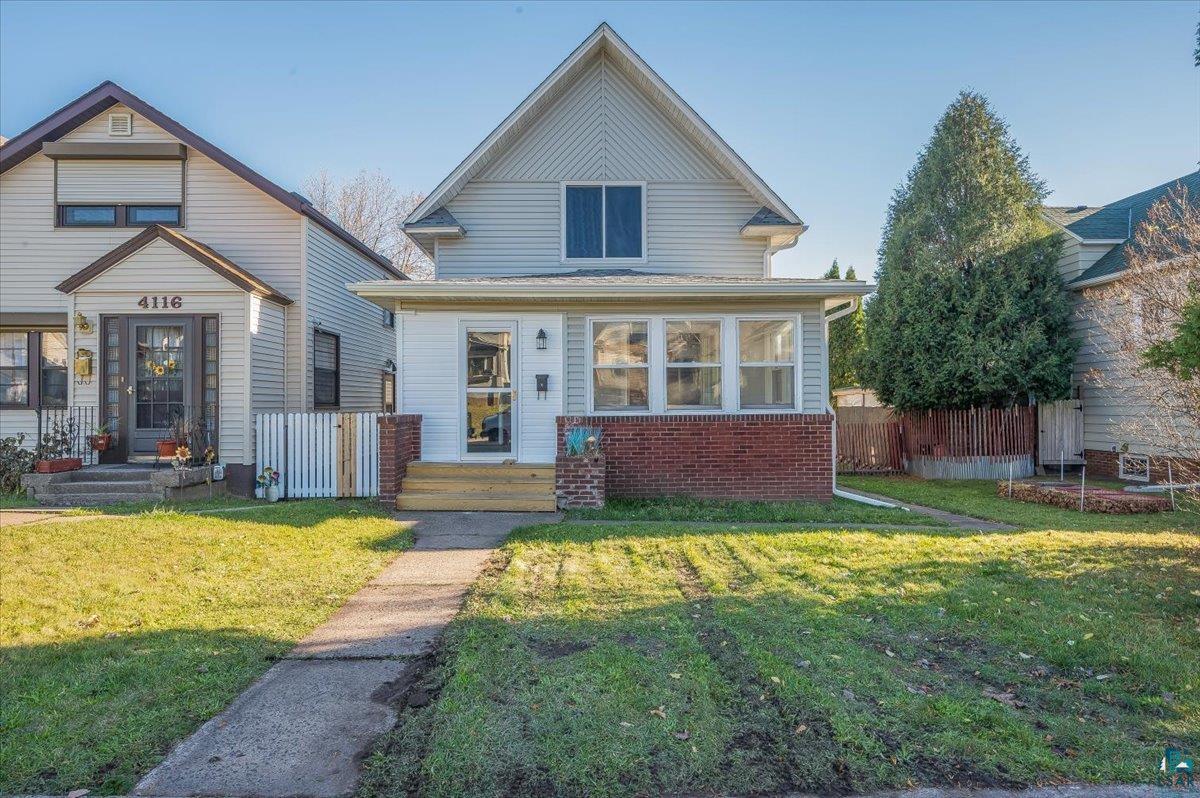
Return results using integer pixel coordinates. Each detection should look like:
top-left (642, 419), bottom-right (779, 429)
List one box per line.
top-left (89, 424), bottom-right (112, 453)
top-left (257, 466), bottom-right (281, 502)
top-left (34, 419), bottom-right (82, 474)
top-left (555, 425), bottom-right (605, 509)
top-left (157, 416), bottom-right (194, 459)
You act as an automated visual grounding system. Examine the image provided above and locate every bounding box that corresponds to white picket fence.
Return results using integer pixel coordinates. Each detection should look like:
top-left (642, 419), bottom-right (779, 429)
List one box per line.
top-left (254, 412), bottom-right (380, 499)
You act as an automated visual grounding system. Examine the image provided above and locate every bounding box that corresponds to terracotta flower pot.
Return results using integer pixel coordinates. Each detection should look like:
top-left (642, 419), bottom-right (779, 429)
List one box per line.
top-left (34, 457), bottom-right (83, 474)
top-left (157, 440), bottom-right (178, 458)
top-left (89, 434), bottom-right (111, 452)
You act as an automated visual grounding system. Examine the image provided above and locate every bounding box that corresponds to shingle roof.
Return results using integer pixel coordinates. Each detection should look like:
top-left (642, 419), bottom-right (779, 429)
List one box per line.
top-left (744, 207), bottom-right (794, 226)
top-left (407, 207), bottom-right (462, 229)
top-left (1061, 171), bottom-right (1200, 285)
top-left (1042, 205), bottom-right (1130, 240)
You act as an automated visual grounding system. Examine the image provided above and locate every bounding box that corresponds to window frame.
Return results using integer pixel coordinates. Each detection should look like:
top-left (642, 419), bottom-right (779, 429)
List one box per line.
top-left (56, 203), bottom-right (183, 229)
top-left (587, 317), bottom-right (652, 414)
top-left (0, 329), bottom-right (69, 409)
top-left (560, 181), bottom-right (647, 264)
top-left (1118, 452), bottom-right (1151, 483)
top-left (736, 317), bottom-right (798, 411)
top-left (312, 329), bottom-right (341, 410)
top-left (664, 318), bottom-right (723, 411)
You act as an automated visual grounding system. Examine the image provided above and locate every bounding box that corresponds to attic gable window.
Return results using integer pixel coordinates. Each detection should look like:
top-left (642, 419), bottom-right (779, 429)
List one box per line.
top-left (563, 183), bottom-right (644, 260)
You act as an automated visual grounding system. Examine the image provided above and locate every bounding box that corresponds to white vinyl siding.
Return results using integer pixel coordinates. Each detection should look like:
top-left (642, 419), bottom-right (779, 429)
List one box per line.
top-left (438, 180), bottom-right (765, 277)
top-left (398, 311), bottom-right (561, 463)
top-left (1054, 236), bottom-right (1117, 284)
top-left (56, 159), bottom-right (183, 204)
top-left (250, 295), bottom-right (286, 415)
top-left (303, 222), bottom-right (396, 412)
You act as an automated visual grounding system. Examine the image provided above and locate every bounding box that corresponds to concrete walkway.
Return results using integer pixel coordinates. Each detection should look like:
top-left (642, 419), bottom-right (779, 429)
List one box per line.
top-left (837, 487), bottom-right (1017, 531)
top-left (134, 511), bottom-right (555, 798)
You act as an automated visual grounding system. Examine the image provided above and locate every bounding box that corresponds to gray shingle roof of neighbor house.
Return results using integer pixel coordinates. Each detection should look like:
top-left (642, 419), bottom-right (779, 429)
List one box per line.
top-left (0, 81), bottom-right (405, 279)
top-left (1050, 171), bottom-right (1200, 285)
top-left (744, 207), bottom-right (794, 226)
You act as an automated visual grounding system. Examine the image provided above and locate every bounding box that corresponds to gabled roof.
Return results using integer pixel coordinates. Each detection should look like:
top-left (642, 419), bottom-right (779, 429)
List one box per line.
top-left (404, 23), bottom-right (802, 229)
top-left (1042, 171), bottom-right (1199, 286)
top-left (0, 81), bottom-right (404, 279)
top-left (55, 224), bottom-right (292, 305)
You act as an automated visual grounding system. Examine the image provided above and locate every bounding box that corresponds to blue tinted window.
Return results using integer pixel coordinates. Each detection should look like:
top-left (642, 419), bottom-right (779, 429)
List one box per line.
top-left (604, 186), bottom-right (642, 258)
top-left (128, 205), bottom-right (181, 225)
top-left (565, 186), bottom-right (602, 258)
top-left (61, 206), bottom-right (116, 226)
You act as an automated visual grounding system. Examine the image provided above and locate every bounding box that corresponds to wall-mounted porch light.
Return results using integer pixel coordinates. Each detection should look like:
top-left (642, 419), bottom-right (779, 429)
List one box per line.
top-left (536, 328), bottom-right (548, 350)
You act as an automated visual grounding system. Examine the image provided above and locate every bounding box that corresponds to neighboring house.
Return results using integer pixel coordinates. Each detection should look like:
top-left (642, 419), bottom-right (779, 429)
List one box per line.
top-left (832, 386), bottom-right (882, 408)
top-left (0, 82), bottom-right (401, 493)
top-left (1042, 170), bottom-right (1200, 483)
top-left (351, 24), bottom-right (873, 507)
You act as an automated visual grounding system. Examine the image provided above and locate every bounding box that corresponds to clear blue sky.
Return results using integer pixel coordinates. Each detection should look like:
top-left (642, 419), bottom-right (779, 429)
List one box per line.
top-left (2, 1), bottom-right (1196, 278)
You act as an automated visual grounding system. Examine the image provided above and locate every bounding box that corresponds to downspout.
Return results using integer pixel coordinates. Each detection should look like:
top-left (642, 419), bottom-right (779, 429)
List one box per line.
top-left (763, 234), bottom-right (800, 277)
top-left (822, 297), bottom-right (904, 510)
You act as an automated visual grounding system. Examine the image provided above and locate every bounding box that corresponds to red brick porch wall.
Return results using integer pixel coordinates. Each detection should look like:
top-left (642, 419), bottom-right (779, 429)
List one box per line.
top-left (557, 414), bottom-right (834, 502)
top-left (377, 414), bottom-right (421, 504)
top-left (1084, 449), bottom-right (1200, 485)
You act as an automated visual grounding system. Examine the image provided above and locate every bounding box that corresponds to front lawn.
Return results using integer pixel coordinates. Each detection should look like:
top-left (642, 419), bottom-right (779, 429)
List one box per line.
top-left (567, 495), bottom-right (942, 526)
top-left (1, 500), bottom-right (411, 795)
top-left (841, 475), bottom-right (1199, 532)
top-left (361, 517), bottom-right (1198, 796)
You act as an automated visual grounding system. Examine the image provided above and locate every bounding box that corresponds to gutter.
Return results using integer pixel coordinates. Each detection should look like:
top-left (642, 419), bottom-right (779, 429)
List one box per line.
top-left (348, 279), bottom-right (875, 301)
top-left (762, 232), bottom-right (802, 277)
top-left (825, 399), bottom-right (903, 510)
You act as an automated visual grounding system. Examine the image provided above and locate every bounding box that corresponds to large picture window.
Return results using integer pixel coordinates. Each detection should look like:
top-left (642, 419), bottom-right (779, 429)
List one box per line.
top-left (738, 319), bottom-right (795, 409)
top-left (665, 320), bottom-right (721, 408)
top-left (0, 330), bottom-right (68, 407)
top-left (592, 320), bottom-right (649, 411)
top-left (313, 330), bottom-right (340, 409)
top-left (564, 184), bottom-right (643, 260)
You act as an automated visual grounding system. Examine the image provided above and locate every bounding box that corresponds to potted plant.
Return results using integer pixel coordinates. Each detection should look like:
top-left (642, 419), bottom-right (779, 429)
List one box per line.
top-left (257, 466), bottom-right (281, 502)
top-left (157, 415), bottom-right (193, 459)
top-left (89, 423), bottom-right (112, 453)
top-left (34, 419), bottom-right (82, 474)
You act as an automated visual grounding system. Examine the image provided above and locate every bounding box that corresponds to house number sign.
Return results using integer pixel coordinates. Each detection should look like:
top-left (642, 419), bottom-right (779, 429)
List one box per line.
top-left (138, 295), bottom-right (183, 309)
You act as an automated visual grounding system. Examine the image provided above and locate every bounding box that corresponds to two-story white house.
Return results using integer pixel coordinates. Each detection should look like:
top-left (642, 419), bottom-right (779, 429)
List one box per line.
top-left (352, 24), bottom-right (873, 509)
top-left (0, 82), bottom-right (401, 494)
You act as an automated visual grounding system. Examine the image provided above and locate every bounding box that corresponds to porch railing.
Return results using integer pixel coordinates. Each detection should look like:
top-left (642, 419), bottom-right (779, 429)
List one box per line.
top-left (34, 405), bottom-right (99, 466)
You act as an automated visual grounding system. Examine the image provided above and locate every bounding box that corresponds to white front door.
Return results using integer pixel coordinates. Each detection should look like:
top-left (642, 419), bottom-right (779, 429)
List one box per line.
top-left (462, 323), bottom-right (517, 460)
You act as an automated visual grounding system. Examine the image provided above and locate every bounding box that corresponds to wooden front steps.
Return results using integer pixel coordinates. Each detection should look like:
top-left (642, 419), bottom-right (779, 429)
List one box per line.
top-left (396, 462), bottom-right (557, 512)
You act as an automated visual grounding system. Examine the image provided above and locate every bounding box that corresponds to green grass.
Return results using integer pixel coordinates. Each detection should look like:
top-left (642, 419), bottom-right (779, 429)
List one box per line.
top-left (1, 499), bottom-right (413, 795)
top-left (0, 492), bottom-right (38, 509)
top-left (361, 512), bottom-right (1198, 796)
top-left (841, 475), bottom-right (1200, 532)
top-left (566, 495), bottom-right (944, 526)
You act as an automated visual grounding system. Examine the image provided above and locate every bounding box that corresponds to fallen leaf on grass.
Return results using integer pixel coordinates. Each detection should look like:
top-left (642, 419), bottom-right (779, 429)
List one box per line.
top-left (794, 724), bottom-right (808, 734)
top-left (983, 688), bottom-right (1027, 708)
top-left (673, 730), bottom-right (691, 740)
top-left (649, 706), bottom-right (667, 719)
top-left (770, 676), bottom-right (781, 684)
top-left (620, 721), bottom-right (633, 728)
top-left (669, 672), bottom-right (682, 679)
top-left (67, 791), bottom-right (90, 798)
top-left (1018, 652), bottom-right (1032, 660)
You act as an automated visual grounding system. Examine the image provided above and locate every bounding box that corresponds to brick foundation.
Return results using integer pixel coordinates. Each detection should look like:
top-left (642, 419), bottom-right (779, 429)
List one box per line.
top-left (377, 414), bottom-right (422, 505)
top-left (1084, 449), bottom-right (1200, 485)
top-left (556, 454), bottom-right (606, 508)
top-left (557, 414), bottom-right (834, 502)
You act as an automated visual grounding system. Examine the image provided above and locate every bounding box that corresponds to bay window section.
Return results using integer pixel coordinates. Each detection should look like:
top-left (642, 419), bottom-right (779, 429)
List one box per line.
top-left (665, 320), bottom-right (721, 408)
top-left (592, 321), bottom-right (648, 411)
top-left (738, 319), bottom-right (795, 409)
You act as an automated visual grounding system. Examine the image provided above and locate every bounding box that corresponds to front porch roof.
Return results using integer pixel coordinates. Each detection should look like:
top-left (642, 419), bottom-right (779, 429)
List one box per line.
top-left (56, 224), bottom-right (293, 305)
top-left (349, 269), bottom-right (874, 309)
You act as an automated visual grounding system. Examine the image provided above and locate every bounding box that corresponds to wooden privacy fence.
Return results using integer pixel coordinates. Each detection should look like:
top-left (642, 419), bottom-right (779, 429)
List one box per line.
top-left (255, 412), bottom-right (380, 499)
top-left (837, 405), bottom-right (1037, 479)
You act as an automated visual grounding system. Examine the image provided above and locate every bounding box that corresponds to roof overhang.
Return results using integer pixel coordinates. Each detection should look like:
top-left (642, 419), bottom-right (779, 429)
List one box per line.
top-left (349, 277), bottom-right (874, 309)
top-left (56, 224), bottom-right (293, 305)
top-left (404, 23), bottom-right (803, 228)
top-left (41, 141), bottom-right (187, 161)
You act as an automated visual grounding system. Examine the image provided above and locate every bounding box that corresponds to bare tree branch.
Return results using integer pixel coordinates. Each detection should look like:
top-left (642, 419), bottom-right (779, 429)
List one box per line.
top-left (301, 170), bottom-right (434, 280)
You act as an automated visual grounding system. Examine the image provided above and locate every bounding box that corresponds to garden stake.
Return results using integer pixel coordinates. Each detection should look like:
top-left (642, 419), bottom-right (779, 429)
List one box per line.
top-left (1079, 465), bottom-right (1086, 511)
top-left (1167, 461), bottom-right (1176, 511)
top-left (1008, 459), bottom-right (1013, 497)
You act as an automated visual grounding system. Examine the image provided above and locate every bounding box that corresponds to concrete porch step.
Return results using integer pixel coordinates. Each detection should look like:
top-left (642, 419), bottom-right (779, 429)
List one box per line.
top-left (400, 477), bottom-right (554, 495)
top-left (406, 462), bottom-right (554, 480)
top-left (67, 468), bottom-right (158, 483)
top-left (396, 491), bottom-right (557, 512)
top-left (40, 480), bottom-right (159, 495)
top-left (36, 491), bottom-right (162, 507)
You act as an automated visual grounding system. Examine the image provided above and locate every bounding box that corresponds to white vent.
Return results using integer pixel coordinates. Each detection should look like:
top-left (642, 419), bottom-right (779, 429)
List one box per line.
top-left (107, 113), bottom-right (133, 137)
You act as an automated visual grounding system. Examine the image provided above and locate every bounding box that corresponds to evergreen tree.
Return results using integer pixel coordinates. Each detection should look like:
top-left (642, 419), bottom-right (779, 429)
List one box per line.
top-left (824, 259), bottom-right (841, 280)
top-left (828, 264), bottom-right (866, 391)
top-left (860, 91), bottom-right (1075, 409)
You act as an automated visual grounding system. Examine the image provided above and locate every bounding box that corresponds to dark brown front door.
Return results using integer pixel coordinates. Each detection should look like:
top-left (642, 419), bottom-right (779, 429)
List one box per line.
top-left (126, 317), bottom-right (194, 455)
